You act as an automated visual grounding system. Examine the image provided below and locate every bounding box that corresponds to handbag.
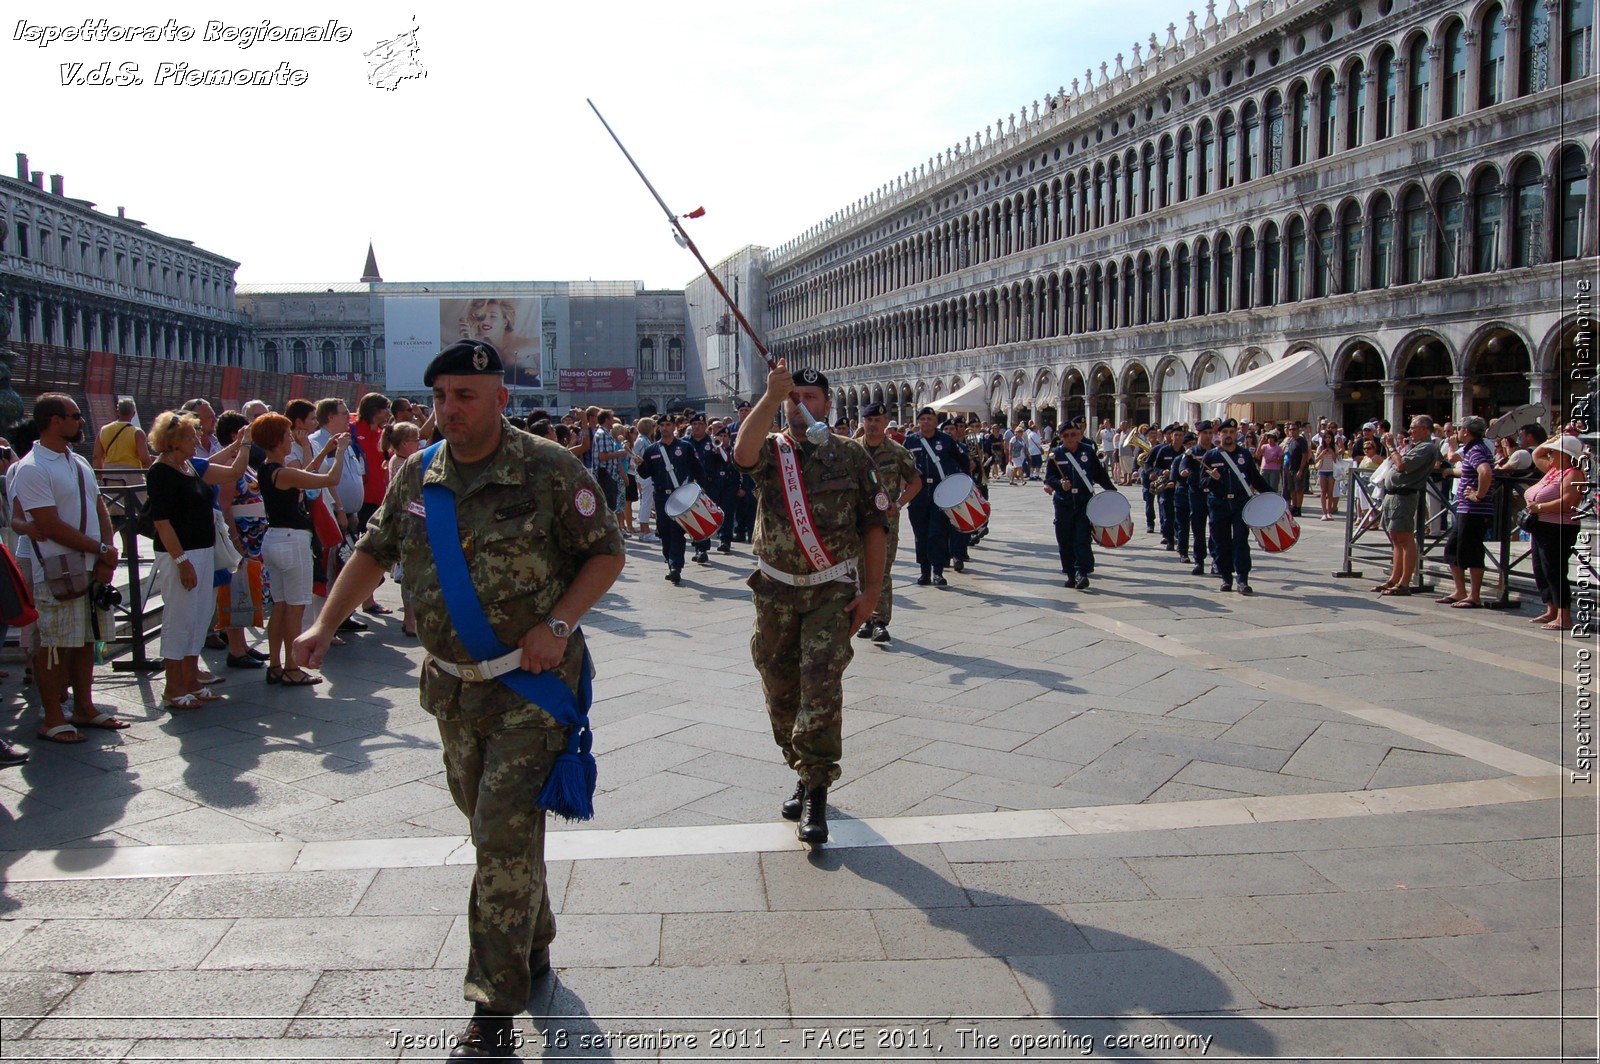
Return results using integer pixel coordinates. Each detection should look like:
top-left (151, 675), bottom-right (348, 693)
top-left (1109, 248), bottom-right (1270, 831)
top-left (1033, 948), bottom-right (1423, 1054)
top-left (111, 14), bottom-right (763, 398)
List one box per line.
top-left (212, 509), bottom-right (242, 570)
top-left (34, 458), bottom-right (93, 600)
top-left (1518, 508), bottom-right (1540, 534)
top-left (215, 557), bottom-right (263, 630)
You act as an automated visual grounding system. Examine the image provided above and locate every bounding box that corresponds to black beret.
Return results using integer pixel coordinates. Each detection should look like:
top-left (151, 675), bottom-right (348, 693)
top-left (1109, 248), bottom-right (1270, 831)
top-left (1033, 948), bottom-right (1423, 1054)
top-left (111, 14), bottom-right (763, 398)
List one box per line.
top-left (1218, 417), bottom-right (1239, 429)
top-left (689, 412), bottom-right (706, 424)
top-left (794, 367), bottom-right (830, 394)
top-left (1183, 432), bottom-right (1198, 444)
top-left (917, 406), bottom-right (937, 418)
top-left (862, 401), bottom-right (886, 418)
top-left (1196, 420), bottom-right (1215, 431)
top-left (423, 340), bottom-right (504, 387)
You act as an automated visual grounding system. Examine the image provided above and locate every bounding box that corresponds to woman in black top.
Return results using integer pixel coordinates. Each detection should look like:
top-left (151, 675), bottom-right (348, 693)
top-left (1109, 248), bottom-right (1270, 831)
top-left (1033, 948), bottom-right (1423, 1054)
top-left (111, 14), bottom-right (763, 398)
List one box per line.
top-left (252, 412), bottom-right (347, 686)
top-left (146, 411), bottom-right (251, 710)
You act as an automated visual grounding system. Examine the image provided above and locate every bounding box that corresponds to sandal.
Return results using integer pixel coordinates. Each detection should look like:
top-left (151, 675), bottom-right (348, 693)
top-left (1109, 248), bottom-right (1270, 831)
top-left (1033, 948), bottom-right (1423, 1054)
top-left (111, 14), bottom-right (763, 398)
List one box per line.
top-left (363, 604), bottom-right (394, 615)
top-left (281, 669), bottom-right (322, 686)
top-left (265, 667), bottom-right (283, 685)
top-left (35, 723), bottom-right (85, 744)
top-left (192, 687), bottom-right (225, 703)
top-left (68, 711), bottom-right (130, 731)
top-left (1435, 595), bottom-right (1464, 605)
top-left (161, 694), bottom-right (202, 711)
top-left (1381, 587), bottom-right (1413, 596)
top-left (1371, 583), bottom-right (1395, 593)
top-left (1451, 600), bottom-right (1484, 609)
top-left (1542, 622), bottom-right (1572, 631)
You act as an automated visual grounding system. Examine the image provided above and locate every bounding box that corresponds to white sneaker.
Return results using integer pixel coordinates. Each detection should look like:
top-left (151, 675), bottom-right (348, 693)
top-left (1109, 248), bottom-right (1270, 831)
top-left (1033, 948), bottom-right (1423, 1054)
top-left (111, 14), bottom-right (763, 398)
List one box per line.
top-left (639, 533), bottom-right (659, 543)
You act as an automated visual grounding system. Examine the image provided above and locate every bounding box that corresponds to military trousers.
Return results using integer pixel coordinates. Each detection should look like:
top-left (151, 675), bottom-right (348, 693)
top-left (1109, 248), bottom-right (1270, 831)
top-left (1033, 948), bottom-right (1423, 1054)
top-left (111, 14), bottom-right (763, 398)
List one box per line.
top-left (869, 522), bottom-right (901, 626)
top-left (908, 497), bottom-right (951, 574)
top-left (749, 573), bottom-right (854, 788)
top-left (437, 710), bottom-right (563, 1014)
top-left (1141, 478), bottom-right (1157, 530)
top-left (654, 493), bottom-right (686, 570)
top-left (714, 484), bottom-right (738, 548)
top-left (1052, 493), bottom-right (1096, 579)
top-left (1207, 496), bottom-right (1253, 580)
top-left (734, 489), bottom-right (757, 542)
top-left (1157, 488), bottom-right (1177, 545)
top-left (1176, 490), bottom-right (1208, 558)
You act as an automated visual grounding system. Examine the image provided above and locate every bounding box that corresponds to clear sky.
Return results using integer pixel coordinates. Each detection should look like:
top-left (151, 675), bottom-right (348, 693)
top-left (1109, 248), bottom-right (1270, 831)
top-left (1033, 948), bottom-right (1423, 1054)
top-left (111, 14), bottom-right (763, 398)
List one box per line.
top-left (5, 0), bottom-right (1185, 288)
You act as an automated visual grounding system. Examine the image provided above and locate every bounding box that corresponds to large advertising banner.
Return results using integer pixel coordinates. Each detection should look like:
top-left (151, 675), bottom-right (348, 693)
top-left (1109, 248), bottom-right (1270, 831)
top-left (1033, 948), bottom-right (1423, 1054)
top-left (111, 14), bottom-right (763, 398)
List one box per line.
top-left (558, 368), bottom-right (635, 393)
top-left (384, 296), bottom-right (543, 391)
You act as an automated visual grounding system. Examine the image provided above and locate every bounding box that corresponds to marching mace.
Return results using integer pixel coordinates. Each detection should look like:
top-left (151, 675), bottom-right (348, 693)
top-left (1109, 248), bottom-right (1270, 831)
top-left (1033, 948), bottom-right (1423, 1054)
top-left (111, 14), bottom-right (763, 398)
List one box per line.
top-left (587, 99), bottom-right (832, 446)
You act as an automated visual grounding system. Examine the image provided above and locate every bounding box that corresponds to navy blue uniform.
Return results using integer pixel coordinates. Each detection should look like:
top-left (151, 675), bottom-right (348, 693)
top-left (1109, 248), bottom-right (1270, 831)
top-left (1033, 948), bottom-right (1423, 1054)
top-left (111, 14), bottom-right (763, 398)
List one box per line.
top-left (907, 430), bottom-right (966, 577)
top-left (1175, 443), bottom-right (1210, 562)
top-left (637, 439), bottom-right (704, 572)
top-left (1202, 444), bottom-right (1272, 582)
top-left (700, 441), bottom-right (741, 548)
top-left (1146, 442), bottom-right (1177, 544)
top-left (1045, 442), bottom-right (1115, 580)
top-left (684, 433), bottom-right (718, 551)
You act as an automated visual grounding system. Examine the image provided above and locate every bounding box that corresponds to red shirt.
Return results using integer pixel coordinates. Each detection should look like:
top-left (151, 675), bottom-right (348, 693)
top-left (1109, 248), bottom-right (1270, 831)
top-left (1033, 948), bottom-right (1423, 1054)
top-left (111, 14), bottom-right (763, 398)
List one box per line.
top-left (352, 421), bottom-right (388, 506)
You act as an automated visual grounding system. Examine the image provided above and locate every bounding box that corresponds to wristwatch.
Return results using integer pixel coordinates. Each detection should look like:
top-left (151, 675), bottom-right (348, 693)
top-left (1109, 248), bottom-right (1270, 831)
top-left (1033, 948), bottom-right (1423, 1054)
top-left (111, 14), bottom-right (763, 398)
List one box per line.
top-left (546, 617), bottom-right (572, 639)
top-left (97, 542), bottom-right (113, 557)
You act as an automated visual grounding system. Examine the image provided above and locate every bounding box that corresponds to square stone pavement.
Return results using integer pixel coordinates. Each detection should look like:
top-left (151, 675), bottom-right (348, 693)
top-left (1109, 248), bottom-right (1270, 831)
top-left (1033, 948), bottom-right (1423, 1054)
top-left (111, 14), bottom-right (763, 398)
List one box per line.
top-left (0, 483), bottom-right (1593, 1059)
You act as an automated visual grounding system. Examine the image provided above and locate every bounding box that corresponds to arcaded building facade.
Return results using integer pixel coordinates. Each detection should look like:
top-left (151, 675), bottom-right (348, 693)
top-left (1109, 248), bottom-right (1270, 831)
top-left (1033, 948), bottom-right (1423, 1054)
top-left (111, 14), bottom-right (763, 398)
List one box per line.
top-left (764, 0), bottom-right (1597, 430)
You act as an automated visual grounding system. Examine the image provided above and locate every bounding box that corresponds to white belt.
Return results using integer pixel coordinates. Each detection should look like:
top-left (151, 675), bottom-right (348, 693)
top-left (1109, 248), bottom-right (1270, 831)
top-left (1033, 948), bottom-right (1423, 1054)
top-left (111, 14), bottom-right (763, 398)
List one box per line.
top-left (757, 557), bottom-right (857, 588)
top-left (430, 649), bottom-right (523, 683)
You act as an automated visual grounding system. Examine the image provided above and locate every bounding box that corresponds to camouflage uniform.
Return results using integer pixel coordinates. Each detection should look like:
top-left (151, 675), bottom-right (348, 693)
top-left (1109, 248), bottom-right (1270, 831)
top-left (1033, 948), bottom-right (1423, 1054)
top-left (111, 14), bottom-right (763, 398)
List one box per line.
top-left (357, 420), bottom-right (623, 1014)
top-left (860, 437), bottom-right (917, 626)
top-left (738, 430), bottom-right (888, 787)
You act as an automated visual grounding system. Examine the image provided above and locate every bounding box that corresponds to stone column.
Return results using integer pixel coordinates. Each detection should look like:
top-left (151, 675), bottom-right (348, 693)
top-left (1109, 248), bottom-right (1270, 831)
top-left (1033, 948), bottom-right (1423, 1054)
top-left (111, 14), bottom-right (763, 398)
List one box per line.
top-left (1450, 375), bottom-right (1469, 422)
top-left (1362, 69), bottom-right (1379, 146)
top-left (1529, 371), bottom-right (1556, 411)
top-left (0, 285), bottom-right (22, 435)
top-left (1382, 378), bottom-right (1404, 428)
top-left (1426, 44), bottom-right (1445, 125)
top-left (1462, 29), bottom-right (1482, 112)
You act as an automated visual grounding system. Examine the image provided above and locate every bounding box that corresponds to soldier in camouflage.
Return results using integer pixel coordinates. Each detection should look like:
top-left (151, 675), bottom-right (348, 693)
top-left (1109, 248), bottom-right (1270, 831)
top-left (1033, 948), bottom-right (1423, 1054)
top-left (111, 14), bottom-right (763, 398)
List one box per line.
top-left (296, 339), bottom-right (625, 1061)
top-left (732, 360), bottom-right (887, 844)
top-left (855, 401), bottom-right (919, 645)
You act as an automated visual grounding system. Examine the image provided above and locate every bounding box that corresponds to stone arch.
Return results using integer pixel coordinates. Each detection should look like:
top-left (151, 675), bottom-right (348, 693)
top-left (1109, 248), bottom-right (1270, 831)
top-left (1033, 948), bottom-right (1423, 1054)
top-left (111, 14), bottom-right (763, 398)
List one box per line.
top-left (1461, 322), bottom-right (1534, 418)
top-left (1540, 315), bottom-right (1600, 425)
top-left (1154, 356), bottom-right (1187, 425)
top-left (1392, 328), bottom-right (1462, 378)
top-left (1121, 361), bottom-right (1153, 426)
top-left (1061, 368), bottom-right (1087, 425)
top-left (1235, 347), bottom-right (1270, 375)
top-left (1087, 362), bottom-right (1117, 427)
top-left (1394, 331), bottom-right (1458, 422)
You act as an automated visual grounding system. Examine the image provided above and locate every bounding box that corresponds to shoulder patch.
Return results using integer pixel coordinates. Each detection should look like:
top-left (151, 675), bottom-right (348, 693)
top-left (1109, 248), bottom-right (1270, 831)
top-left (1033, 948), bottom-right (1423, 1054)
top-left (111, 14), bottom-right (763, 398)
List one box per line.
top-left (875, 491), bottom-right (891, 511)
top-left (406, 499), bottom-right (427, 517)
top-left (574, 487), bottom-right (598, 517)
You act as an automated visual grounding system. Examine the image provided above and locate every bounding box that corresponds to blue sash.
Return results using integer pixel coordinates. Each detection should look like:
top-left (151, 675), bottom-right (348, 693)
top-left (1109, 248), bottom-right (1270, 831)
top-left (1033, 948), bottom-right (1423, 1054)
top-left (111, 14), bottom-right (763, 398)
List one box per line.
top-left (418, 441), bottom-right (596, 821)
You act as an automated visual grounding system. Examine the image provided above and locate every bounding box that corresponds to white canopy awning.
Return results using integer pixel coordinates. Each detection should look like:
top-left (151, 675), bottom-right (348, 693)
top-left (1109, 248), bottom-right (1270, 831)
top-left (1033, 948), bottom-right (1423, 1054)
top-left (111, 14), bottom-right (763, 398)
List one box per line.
top-left (1180, 349), bottom-right (1334, 405)
top-left (927, 377), bottom-right (989, 414)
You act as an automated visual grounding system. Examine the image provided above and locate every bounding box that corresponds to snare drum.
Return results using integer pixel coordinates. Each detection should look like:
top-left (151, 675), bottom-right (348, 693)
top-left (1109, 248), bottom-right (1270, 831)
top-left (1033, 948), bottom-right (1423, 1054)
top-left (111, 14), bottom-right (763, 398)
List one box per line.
top-left (1084, 490), bottom-right (1134, 549)
top-left (663, 483), bottom-right (725, 540)
top-left (1241, 491), bottom-right (1300, 552)
top-left (932, 473), bottom-right (991, 533)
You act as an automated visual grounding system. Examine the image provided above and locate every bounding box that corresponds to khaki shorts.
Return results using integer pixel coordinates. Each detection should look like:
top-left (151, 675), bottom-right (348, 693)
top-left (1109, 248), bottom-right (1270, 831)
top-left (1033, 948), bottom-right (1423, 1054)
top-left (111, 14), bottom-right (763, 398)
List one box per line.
top-left (33, 583), bottom-right (94, 649)
top-left (1379, 493), bottom-right (1420, 535)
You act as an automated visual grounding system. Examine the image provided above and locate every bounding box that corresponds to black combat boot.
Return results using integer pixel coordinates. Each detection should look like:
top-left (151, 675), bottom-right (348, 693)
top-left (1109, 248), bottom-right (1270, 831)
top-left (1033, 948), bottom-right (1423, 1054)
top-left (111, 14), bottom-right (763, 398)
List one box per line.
top-left (798, 786), bottom-right (829, 844)
top-left (449, 1011), bottom-right (517, 1059)
top-left (780, 778), bottom-right (806, 820)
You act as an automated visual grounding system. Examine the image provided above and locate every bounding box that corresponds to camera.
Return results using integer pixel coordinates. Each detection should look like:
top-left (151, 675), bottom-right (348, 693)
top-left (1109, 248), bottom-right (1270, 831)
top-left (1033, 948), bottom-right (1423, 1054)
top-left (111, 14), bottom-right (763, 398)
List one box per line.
top-left (90, 581), bottom-right (123, 611)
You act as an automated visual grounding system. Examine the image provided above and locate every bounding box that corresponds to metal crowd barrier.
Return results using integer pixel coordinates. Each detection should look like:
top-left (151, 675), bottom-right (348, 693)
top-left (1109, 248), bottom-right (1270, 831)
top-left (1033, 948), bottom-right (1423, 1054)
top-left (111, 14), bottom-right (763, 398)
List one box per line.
top-left (1333, 464), bottom-right (1578, 609)
top-left (97, 478), bottom-right (164, 672)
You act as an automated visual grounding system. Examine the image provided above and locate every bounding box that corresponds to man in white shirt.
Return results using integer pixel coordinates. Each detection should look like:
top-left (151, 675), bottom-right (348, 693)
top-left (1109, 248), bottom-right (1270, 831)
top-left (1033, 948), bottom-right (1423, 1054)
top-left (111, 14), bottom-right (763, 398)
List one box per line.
top-left (11, 394), bottom-right (126, 742)
top-left (308, 398), bottom-right (365, 535)
top-left (181, 398), bottom-right (221, 459)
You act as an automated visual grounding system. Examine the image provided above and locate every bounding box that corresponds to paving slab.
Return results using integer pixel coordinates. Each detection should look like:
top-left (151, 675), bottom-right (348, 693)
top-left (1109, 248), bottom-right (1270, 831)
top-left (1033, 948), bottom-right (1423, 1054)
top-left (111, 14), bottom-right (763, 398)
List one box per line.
top-left (199, 915), bottom-right (453, 971)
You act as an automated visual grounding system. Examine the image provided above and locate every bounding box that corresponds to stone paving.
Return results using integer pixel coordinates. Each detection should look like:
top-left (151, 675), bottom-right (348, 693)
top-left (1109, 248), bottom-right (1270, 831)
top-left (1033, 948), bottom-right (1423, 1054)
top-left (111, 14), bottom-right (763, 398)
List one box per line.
top-left (0, 481), bottom-right (1594, 1061)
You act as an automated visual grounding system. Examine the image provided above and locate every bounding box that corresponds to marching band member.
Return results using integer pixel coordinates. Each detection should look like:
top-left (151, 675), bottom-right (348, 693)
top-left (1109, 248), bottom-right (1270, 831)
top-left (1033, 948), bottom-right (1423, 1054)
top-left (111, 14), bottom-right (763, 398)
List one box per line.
top-left (857, 402), bottom-right (920, 644)
top-left (635, 418), bottom-right (703, 585)
top-left (1175, 422), bottom-right (1215, 571)
top-left (1045, 419), bottom-right (1115, 590)
top-left (1147, 425), bottom-right (1181, 550)
top-left (946, 418), bottom-right (973, 572)
top-left (906, 407), bottom-right (966, 587)
top-left (707, 425), bottom-right (740, 555)
top-left (1202, 418), bottom-right (1272, 595)
top-left (683, 414), bottom-right (717, 564)
top-left (732, 362), bottom-right (887, 845)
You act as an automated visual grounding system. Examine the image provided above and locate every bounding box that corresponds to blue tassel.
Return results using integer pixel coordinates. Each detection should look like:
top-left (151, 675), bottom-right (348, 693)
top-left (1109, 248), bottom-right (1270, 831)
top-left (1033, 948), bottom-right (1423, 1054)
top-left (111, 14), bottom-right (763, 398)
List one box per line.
top-left (539, 726), bottom-right (597, 821)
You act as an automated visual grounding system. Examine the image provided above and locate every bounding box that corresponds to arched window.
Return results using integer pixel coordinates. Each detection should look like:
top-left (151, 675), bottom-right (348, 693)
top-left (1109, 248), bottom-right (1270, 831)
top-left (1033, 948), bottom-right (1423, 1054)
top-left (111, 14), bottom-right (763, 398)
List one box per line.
top-left (1107, 159), bottom-right (1121, 224)
top-left (1217, 233), bottom-right (1234, 311)
top-left (350, 339), bottom-right (367, 376)
top-left (262, 340), bottom-right (279, 373)
top-left (1264, 92), bottom-right (1285, 174)
top-left (1522, 0), bottom-right (1552, 93)
top-left (1178, 129), bottom-right (1194, 202)
top-left (1196, 238), bottom-right (1212, 314)
top-left (1474, 169), bottom-right (1504, 271)
top-left (1442, 21), bottom-right (1467, 118)
top-left (1159, 137), bottom-right (1176, 206)
top-left (1287, 216), bottom-right (1308, 300)
top-left (1095, 163), bottom-right (1108, 228)
top-left (1138, 255), bottom-right (1154, 324)
top-left (1238, 228), bottom-right (1256, 309)
top-left (1220, 113), bottom-right (1238, 189)
top-left (1123, 260), bottom-right (1136, 325)
top-left (1157, 250), bottom-right (1172, 321)
top-left (1402, 187), bottom-right (1430, 282)
top-left (1176, 245), bottom-right (1192, 318)
top-left (1241, 101), bottom-right (1260, 181)
top-left (1313, 210), bottom-right (1337, 296)
top-left (1316, 73), bottom-right (1338, 157)
top-left (320, 340), bottom-right (338, 375)
top-left (1261, 223), bottom-right (1280, 306)
top-left (292, 339), bottom-right (307, 374)
top-left (1513, 158), bottom-right (1545, 266)
top-left (1567, 0), bottom-right (1595, 81)
top-left (1408, 36), bottom-right (1432, 128)
top-left (1291, 84), bottom-right (1312, 165)
top-left (1346, 61), bottom-right (1367, 148)
top-left (1437, 176), bottom-right (1466, 278)
top-left (1559, 146), bottom-right (1590, 259)
top-left (1197, 120), bottom-right (1214, 196)
top-left (1480, 6), bottom-right (1507, 106)
top-left (1340, 202), bottom-right (1364, 291)
top-left (1142, 145), bottom-right (1157, 212)
top-left (1371, 192), bottom-right (1395, 288)
top-left (1376, 48), bottom-right (1399, 139)
top-left (667, 337), bottom-right (684, 372)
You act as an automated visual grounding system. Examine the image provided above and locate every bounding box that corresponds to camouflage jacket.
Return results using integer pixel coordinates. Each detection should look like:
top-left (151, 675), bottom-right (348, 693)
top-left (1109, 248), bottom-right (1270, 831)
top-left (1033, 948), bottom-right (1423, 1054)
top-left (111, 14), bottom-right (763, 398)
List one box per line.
top-left (861, 437), bottom-right (918, 502)
top-left (357, 419), bottom-right (624, 723)
top-left (736, 429), bottom-right (889, 579)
